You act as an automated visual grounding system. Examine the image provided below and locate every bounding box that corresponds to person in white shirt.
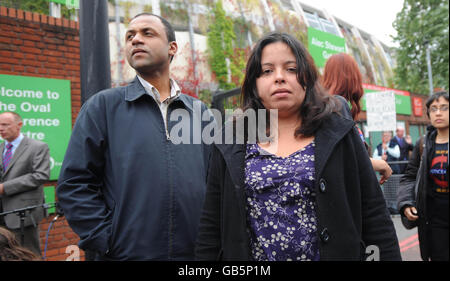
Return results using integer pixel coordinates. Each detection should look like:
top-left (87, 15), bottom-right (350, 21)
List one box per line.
top-left (373, 131), bottom-right (400, 160)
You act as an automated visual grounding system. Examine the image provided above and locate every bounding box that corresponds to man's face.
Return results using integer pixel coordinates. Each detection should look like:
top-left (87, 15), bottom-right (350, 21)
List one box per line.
top-left (125, 15), bottom-right (177, 74)
top-left (382, 132), bottom-right (392, 143)
top-left (0, 113), bottom-right (22, 142)
top-left (396, 128), bottom-right (404, 138)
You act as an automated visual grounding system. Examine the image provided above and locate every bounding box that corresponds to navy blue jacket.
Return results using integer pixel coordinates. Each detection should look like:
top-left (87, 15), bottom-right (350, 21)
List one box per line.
top-left (57, 77), bottom-right (213, 260)
top-left (389, 136), bottom-right (414, 174)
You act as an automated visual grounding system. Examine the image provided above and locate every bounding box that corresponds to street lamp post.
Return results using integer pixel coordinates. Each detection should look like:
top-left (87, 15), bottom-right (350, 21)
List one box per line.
top-left (425, 41), bottom-right (434, 96)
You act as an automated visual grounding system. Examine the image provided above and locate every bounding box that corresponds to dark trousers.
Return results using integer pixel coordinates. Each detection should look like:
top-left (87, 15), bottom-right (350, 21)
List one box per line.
top-left (11, 225), bottom-right (42, 257)
top-left (429, 225), bottom-right (449, 261)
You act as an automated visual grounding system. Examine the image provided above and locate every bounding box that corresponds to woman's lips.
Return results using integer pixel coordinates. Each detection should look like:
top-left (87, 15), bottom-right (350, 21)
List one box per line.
top-left (272, 89), bottom-right (291, 97)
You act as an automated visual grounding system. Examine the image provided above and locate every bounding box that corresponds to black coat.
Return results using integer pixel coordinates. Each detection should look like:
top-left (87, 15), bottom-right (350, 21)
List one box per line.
top-left (195, 113), bottom-right (401, 261)
top-left (398, 126), bottom-right (448, 261)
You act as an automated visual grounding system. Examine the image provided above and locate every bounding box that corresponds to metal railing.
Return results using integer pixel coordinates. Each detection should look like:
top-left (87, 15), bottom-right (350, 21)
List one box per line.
top-left (381, 160), bottom-right (410, 214)
top-left (211, 87), bottom-right (241, 121)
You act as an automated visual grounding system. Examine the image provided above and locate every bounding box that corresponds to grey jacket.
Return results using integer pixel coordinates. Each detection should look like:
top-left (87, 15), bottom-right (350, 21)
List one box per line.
top-left (1, 136), bottom-right (50, 229)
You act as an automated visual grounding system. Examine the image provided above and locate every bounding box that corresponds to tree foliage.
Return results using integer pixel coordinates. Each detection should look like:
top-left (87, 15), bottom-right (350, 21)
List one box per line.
top-left (207, 0), bottom-right (236, 90)
top-left (393, 0), bottom-right (449, 94)
top-left (2, 0), bottom-right (78, 19)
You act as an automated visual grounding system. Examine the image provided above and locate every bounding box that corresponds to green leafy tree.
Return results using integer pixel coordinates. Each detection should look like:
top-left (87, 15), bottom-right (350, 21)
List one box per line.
top-left (393, 0), bottom-right (449, 94)
top-left (2, 0), bottom-right (78, 19)
top-left (207, 0), bottom-right (236, 90)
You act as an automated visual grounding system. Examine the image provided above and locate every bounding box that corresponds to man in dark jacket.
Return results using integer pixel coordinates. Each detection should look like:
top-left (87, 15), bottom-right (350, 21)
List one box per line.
top-left (389, 127), bottom-right (414, 174)
top-left (57, 13), bottom-right (213, 260)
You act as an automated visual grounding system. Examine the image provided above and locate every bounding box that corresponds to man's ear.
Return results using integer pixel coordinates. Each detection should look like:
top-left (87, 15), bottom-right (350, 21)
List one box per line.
top-left (169, 41), bottom-right (178, 59)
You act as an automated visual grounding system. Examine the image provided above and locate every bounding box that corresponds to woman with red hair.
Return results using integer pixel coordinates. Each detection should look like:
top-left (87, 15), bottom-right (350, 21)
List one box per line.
top-left (322, 53), bottom-right (392, 184)
top-left (322, 53), bottom-right (364, 120)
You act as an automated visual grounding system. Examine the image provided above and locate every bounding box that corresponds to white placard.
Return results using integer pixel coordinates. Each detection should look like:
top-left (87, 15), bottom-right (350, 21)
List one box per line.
top-left (366, 91), bottom-right (397, 132)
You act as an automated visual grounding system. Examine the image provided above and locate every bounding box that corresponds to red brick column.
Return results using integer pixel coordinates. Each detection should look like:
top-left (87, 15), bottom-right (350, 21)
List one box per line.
top-left (0, 6), bottom-right (84, 261)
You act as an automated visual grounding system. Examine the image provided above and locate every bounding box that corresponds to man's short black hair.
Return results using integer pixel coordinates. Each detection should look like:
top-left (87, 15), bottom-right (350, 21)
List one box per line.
top-left (131, 13), bottom-right (176, 43)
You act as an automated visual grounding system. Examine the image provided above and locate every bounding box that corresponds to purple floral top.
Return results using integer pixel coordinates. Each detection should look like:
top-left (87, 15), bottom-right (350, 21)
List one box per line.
top-left (244, 142), bottom-right (320, 261)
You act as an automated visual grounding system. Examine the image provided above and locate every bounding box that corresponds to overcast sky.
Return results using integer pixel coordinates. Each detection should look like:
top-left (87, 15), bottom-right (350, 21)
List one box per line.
top-left (299, 0), bottom-right (405, 46)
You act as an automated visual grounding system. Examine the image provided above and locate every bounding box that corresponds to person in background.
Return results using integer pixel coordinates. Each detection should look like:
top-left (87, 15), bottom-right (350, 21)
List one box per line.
top-left (373, 130), bottom-right (401, 214)
top-left (322, 52), bottom-right (392, 184)
top-left (372, 131), bottom-right (400, 161)
top-left (0, 226), bottom-right (41, 261)
top-left (398, 91), bottom-right (449, 261)
top-left (390, 127), bottom-right (414, 174)
top-left (195, 32), bottom-right (401, 261)
top-left (0, 112), bottom-right (50, 256)
top-left (57, 13), bottom-right (213, 260)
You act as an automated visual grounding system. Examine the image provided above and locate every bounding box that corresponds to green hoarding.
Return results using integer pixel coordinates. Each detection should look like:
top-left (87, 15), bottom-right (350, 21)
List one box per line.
top-left (0, 74), bottom-right (72, 180)
top-left (44, 186), bottom-right (56, 214)
top-left (361, 84), bottom-right (412, 115)
top-left (307, 27), bottom-right (346, 68)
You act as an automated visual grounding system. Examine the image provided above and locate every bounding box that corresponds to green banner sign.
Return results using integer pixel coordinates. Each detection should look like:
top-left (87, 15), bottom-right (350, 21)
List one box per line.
top-left (307, 27), bottom-right (346, 68)
top-left (361, 84), bottom-right (412, 115)
top-left (44, 186), bottom-right (56, 214)
top-left (0, 74), bottom-right (72, 180)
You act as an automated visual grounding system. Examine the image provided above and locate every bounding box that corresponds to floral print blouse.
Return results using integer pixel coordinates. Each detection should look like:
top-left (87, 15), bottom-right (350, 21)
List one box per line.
top-left (244, 142), bottom-right (320, 261)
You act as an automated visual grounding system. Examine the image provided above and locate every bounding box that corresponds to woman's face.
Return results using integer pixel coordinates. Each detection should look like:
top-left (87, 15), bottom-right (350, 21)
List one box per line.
top-left (256, 42), bottom-right (306, 119)
top-left (429, 96), bottom-right (449, 130)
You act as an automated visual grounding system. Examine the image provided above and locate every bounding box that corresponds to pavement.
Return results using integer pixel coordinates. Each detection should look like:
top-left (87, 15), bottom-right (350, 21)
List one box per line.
top-left (391, 214), bottom-right (422, 261)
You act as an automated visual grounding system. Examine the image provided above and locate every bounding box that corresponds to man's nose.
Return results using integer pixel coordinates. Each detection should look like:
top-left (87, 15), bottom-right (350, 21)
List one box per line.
top-left (131, 33), bottom-right (144, 45)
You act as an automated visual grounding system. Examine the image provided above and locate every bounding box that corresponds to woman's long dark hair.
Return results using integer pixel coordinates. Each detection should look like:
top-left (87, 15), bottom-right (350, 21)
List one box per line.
top-left (240, 32), bottom-right (337, 138)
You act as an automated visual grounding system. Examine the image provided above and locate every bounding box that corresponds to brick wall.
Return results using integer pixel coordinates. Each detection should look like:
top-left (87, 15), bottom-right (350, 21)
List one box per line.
top-left (0, 6), bottom-right (83, 261)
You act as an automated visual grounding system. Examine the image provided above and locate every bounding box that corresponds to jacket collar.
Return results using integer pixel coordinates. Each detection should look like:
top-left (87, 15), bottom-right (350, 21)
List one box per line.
top-left (125, 76), bottom-right (193, 112)
top-left (314, 113), bottom-right (354, 177)
top-left (1, 136), bottom-right (29, 176)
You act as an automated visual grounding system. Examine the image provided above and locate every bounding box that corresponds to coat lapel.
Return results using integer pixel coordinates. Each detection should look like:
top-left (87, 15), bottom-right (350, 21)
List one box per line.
top-left (314, 113), bottom-right (354, 179)
top-left (3, 137), bottom-right (29, 176)
top-left (216, 142), bottom-right (247, 218)
top-left (0, 141), bottom-right (4, 173)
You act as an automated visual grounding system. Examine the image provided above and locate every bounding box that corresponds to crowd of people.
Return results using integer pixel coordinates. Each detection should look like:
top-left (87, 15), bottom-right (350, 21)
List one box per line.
top-left (0, 13), bottom-right (448, 261)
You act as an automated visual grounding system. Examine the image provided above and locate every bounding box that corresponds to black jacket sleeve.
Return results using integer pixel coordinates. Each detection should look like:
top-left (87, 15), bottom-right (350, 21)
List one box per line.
top-left (397, 137), bottom-right (423, 214)
top-left (351, 129), bottom-right (401, 261)
top-left (195, 144), bottom-right (224, 260)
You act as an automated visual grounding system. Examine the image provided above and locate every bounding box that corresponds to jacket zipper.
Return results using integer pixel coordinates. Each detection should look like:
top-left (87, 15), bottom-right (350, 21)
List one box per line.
top-left (166, 104), bottom-right (173, 259)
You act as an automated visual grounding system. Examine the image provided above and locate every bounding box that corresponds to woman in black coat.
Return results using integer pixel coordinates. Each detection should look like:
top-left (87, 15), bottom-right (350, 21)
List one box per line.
top-left (195, 32), bottom-right (401, 261)
top-left (398, 91), bottom-right (449, 261)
